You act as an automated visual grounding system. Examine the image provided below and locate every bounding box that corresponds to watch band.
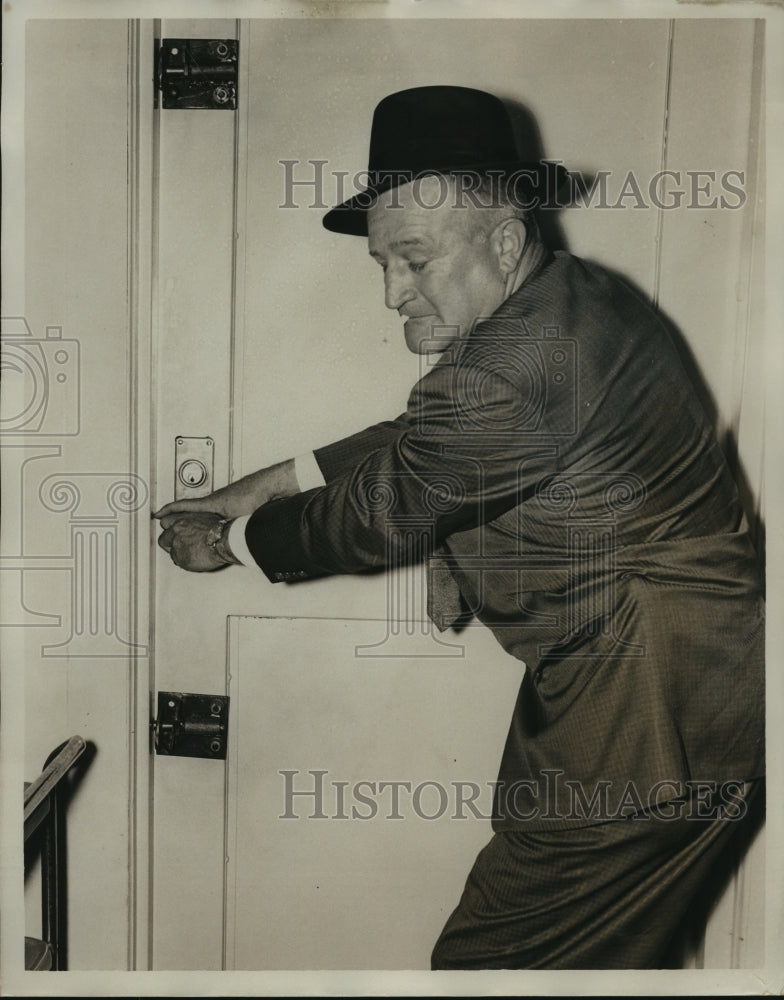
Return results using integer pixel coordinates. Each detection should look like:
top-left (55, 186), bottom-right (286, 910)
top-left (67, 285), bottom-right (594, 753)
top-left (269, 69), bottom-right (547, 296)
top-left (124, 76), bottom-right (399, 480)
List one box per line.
top-left (206, 518), bottom-right (241, 566)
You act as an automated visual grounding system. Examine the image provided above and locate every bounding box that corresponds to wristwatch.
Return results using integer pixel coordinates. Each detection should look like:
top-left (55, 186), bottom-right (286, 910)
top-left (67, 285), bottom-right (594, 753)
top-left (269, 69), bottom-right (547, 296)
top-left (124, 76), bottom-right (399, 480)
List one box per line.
top-left (205, 517), bottom-right (241, 566)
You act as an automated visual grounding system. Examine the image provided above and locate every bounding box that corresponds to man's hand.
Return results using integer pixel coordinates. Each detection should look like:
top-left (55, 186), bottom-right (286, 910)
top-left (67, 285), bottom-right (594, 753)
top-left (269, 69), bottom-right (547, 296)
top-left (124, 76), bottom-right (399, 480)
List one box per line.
top-left (157, 511), bottom-right (232, 572)
top-left (153, 458), bottom-right (299, 521)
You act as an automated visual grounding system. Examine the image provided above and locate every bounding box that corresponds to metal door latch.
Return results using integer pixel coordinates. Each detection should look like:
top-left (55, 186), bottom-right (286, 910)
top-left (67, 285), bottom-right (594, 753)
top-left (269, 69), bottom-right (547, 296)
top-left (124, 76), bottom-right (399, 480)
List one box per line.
top-left (155, 39), bottom-right (238, 110)
top-left (152, 692), bottom-right (229, 759)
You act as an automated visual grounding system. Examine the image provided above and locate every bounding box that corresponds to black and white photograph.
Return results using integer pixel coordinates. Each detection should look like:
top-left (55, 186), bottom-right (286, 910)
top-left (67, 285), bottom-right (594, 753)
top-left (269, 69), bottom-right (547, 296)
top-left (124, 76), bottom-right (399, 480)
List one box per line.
top-left (1, 0), bottom-right (782, 996)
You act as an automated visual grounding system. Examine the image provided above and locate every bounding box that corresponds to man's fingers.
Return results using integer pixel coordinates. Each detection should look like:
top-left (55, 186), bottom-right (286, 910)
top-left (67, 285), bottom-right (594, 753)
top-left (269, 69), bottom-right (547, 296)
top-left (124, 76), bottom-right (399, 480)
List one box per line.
top-left (153, 497), bottom-right (215, 519)
top-left (153, 500), bottom-right (193, 519)
top-left (158, 514), bottom-right (183, 530)
top-left (157, 527), bottom-right (184, 567)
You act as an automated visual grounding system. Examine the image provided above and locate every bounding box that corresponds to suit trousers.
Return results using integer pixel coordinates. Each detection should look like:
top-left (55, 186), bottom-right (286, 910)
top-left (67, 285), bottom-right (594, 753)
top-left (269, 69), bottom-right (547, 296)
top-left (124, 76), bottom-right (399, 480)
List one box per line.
top-left (431, 780), bottom-right (762, 969)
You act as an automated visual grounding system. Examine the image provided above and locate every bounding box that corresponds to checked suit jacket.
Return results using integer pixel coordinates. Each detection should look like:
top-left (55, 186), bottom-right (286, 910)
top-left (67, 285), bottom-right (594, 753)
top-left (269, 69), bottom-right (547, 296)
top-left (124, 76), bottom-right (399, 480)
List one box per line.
top-left (245, 250), bottom-right (765, 829)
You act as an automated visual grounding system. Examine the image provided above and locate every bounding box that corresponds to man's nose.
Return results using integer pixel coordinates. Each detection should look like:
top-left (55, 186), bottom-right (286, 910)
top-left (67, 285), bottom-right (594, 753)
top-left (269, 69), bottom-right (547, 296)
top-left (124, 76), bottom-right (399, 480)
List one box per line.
top-left (383, 263), bottom-right (416, 311)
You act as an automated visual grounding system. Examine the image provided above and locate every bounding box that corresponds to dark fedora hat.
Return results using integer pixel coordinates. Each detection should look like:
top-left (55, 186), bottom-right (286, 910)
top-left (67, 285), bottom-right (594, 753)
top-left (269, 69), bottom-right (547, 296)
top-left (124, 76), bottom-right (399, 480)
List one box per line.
top-left (323, 85), bottom-right (566, 237)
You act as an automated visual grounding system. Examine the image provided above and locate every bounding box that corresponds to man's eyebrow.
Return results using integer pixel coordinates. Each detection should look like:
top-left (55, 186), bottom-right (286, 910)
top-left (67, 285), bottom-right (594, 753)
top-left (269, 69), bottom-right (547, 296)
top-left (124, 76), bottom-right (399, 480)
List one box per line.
top-left (369, 238), bottom-right (431, 258)
top-left (391, 238), bottom-right (429, 251)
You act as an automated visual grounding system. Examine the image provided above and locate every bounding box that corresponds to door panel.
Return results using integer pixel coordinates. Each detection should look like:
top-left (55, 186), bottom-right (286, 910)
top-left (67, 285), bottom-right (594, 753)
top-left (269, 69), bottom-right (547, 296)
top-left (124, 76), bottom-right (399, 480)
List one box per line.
top-left (237, 17), bottom-right (671, 474)
top-left (224, 616), bottom-right (523, 970)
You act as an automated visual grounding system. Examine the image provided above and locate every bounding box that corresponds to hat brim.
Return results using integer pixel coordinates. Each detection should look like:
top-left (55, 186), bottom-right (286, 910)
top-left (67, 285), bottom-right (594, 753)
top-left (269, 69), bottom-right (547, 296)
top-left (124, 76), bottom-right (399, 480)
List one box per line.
top-left (322, 161), bottom-right (569, 236)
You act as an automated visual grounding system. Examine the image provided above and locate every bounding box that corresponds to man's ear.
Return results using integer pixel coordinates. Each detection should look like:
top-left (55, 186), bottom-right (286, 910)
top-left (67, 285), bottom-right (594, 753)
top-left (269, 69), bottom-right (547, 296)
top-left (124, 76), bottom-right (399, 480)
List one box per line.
top-left (493, 218), bottom-right (527, 275)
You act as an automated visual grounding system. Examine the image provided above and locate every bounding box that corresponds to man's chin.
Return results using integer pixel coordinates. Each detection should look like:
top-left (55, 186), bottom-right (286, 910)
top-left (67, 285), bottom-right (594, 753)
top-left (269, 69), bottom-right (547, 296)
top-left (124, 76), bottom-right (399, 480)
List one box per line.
top-left (403, 319), bottom-right (459, 355)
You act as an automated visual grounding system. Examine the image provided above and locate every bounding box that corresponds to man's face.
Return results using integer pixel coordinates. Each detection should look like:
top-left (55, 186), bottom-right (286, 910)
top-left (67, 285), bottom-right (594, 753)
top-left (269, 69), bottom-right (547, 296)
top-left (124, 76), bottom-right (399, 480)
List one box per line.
top-left (367, 177), bottom-right (507, 354)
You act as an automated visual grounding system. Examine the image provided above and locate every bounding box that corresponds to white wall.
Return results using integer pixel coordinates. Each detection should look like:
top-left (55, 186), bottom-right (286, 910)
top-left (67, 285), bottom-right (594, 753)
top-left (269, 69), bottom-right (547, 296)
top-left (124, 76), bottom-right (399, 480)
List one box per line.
top-left (19, 19), bottom-right (150, 970)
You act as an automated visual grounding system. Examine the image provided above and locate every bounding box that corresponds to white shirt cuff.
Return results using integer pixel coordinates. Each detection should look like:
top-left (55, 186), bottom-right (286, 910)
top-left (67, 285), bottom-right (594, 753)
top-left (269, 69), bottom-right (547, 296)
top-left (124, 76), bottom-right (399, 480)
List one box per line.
top-left (227, 515), bottom-right (254, 567)
top-left (294, 451), bottom-right (327, 491)
top-left (228, 455), bottom-right (323, 569)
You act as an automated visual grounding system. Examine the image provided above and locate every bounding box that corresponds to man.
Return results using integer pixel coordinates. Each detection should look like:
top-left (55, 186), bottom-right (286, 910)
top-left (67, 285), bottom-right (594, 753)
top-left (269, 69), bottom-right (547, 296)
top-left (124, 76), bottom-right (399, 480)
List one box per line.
top-left (155, 87), bottom-right (764, 968)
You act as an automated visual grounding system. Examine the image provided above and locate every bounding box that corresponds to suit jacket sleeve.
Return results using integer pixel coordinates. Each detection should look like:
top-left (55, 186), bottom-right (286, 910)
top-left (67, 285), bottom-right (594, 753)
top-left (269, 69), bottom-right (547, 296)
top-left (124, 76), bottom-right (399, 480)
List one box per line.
top-left (313, 413), bottom-right (410, 482)
top-left (245, 324), bottom-right (563, 583)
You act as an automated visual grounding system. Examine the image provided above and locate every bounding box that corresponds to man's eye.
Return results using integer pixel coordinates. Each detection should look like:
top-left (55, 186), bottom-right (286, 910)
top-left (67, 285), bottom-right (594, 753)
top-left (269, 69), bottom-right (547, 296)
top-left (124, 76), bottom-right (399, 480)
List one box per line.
top-left (408, 261), bottom-right (427, 273)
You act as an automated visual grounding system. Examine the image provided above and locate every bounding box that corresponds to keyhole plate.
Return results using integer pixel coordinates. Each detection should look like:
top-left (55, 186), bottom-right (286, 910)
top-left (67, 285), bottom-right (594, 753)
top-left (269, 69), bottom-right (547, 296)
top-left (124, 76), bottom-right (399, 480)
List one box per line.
top-left (174, 436), bottom-right (214, 500)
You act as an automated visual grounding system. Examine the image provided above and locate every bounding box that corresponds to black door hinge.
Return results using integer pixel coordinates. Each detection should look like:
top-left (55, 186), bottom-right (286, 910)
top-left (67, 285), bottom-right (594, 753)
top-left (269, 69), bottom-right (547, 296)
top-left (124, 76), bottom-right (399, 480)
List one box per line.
top-left (152, 691), bottom-right (230, 759)
top-left (155, 38), bottom-right (238, 110)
